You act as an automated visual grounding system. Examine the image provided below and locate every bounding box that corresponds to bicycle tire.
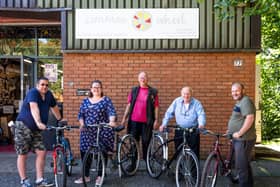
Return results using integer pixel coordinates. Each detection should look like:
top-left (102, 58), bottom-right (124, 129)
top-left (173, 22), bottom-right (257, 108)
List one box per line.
top-left (64, 138), bottom-right (72, 176)
top-left (146, 134), bottom-right (166, 178)
top-left (54, 150), bottom-right (67, 187)
top-left (118, 134), bottom-right (140, 176)
top-left (175, 149), bottom-right (200, 187)
top-left (82, 148), bottom-right (105, 187)
top-left (200, 152), bottom-right (219, 187)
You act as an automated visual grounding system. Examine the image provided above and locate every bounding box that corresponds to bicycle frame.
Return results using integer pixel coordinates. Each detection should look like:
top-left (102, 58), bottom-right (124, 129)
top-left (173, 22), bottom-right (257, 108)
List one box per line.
top-left (152, 127), bottom-right (194, 172)
top-left (211, 134), bottom-right (234, 176)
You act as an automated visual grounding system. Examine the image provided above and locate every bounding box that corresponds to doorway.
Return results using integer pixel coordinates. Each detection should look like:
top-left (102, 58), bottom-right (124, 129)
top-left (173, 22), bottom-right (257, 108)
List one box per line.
top-left (0, 55), bottom-right (34, 145)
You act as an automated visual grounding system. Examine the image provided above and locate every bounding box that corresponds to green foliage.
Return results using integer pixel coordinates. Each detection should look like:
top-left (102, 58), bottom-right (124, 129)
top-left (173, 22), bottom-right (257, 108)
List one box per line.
top-left (211, 0), bottom-right (280, 21)
top-left (205, 0), bottom-right (280, 140)
top-left (259, 54), bottom-right (280, 140)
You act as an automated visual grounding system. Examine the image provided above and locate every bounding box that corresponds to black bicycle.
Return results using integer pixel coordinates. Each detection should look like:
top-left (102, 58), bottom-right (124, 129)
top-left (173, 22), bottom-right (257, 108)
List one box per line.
top-left (82, 123), bottom-right (140, 187)
top-left (146, 125), bottom-right (200, 187)
top-left (46, 121), bottom-right (79, 187)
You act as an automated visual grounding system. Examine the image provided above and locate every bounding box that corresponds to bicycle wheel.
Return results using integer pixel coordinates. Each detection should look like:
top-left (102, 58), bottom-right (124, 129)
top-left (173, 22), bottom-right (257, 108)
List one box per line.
top-left (146, 134), bottom-right (165, 178)
top-left (200, 152), bottom-right (219, 187)
top-left (118, 134), bottom-right (140, 176)
top-left (175, 150), bottom-right (200, 187)
top-left (64, 138), bottom-right (72, 176)
top-left (82, 148), bottom-right (105, 187)
top-left (54, 150), bottom-right (67, 187)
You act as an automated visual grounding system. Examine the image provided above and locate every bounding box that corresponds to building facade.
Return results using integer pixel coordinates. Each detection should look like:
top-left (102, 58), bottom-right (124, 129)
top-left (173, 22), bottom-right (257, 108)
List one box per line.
top-left (0, 0), bottom-right (261, 157)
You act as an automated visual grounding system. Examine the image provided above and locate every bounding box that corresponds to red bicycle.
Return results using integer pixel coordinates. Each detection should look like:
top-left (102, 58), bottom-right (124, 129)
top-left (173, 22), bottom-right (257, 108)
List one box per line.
top-left (200, 129), bottom-right (238, 187)
top-left (46, 121), bottom-right (79, 187)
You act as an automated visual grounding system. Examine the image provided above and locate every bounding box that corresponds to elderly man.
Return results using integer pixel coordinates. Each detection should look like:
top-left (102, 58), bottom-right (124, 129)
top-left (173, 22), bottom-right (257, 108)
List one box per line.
top-left (121, 72), bottom-right (159, 165)
top-left (159, 86), bottom-right (206, 159)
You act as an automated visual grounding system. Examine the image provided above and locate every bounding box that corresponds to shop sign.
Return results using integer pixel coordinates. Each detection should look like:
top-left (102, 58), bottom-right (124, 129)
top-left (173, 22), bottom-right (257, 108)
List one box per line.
top-left (76, 8), bottom-right (199, 39)
top-left (3, 105), bottom-right (14, 114)
top-left (44, 64), bottom-right (57, 82)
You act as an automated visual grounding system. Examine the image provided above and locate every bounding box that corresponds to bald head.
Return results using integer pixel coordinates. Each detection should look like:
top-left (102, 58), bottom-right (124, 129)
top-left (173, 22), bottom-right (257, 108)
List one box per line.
top-left (138, 71), bottom-right (148, 87)
top-left (181, 86), bottom-right (193, 103)
top-left (231, 82), bottom-right (244, 101)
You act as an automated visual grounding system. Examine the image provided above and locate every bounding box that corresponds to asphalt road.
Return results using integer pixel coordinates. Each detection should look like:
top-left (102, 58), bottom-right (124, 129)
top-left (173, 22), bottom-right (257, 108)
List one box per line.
top-left (0, 153), bottom-right (280, 187)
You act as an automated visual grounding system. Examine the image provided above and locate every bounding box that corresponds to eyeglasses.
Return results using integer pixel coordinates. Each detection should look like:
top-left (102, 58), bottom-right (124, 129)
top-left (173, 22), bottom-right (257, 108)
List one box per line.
top-left (40, 83), bottom-right (49, 87)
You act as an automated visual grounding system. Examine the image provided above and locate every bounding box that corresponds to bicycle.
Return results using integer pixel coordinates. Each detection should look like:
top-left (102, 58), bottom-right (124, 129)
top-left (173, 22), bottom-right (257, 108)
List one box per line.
top-left (200, 129), bottom-right (238, 187)
top-left (46, 121), bottom-right (79, 187)
top-left (82, 123), bottom-right (140, 187)
top-left (146, 125), bottom-right (200, 187)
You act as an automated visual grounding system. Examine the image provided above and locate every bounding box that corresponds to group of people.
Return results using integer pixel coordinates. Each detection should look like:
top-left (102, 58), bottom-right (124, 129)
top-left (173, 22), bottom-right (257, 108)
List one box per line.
top-left (13, 72), bottom-right (256, 187)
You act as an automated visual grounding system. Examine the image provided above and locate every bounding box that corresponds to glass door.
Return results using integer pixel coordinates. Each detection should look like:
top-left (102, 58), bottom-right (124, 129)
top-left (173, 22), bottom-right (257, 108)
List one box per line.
top-left (19, 56), bottom-right (35, 109)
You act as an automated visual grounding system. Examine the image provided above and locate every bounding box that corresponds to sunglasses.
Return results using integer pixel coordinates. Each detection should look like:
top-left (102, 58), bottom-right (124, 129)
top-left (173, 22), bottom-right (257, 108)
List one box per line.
top-left (40, 83), bottom-right (49, 87)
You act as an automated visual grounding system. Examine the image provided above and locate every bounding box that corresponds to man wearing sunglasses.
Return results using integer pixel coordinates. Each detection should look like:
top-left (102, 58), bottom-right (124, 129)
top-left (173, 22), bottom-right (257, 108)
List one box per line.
top-left (13, 77), bottom-right (62, 187)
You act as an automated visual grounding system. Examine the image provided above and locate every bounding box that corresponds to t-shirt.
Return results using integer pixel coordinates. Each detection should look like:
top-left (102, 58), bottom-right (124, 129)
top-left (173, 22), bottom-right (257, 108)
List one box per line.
top-left (17, 88), bottom-right (57, 131)
top-left (128, 87), bottom-right (159, 123)
top-left (228, 95), bottom-right (256, 140)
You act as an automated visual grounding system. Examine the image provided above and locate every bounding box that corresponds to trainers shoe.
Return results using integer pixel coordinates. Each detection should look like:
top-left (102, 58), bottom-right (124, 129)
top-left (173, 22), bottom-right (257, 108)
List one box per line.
top-left (95, 176), bottom-right (102, 186)
top-left (74, 177), bottom-right (90, 184)
top-left (35, 178), bottom-right (54, 187)
top-left (21, 178), bottom-right (33, 187)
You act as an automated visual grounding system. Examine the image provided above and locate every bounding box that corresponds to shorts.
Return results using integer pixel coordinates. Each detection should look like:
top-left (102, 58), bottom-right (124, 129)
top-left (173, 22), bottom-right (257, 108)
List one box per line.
top-left (14, 121), bottom-right (46, 155)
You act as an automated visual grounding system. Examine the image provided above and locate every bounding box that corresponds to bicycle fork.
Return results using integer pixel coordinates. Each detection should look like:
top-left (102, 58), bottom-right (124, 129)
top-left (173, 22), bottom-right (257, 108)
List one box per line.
top-left (53, 150), bottom-right (59, 187)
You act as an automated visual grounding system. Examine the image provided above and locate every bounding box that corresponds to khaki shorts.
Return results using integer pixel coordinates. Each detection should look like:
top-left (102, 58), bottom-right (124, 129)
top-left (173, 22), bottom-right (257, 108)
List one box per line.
top-left (14, 121), bottom-right (46, 155)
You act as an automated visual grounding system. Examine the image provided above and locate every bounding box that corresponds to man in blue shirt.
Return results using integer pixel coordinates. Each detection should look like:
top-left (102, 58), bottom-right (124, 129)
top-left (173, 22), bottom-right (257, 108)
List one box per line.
top-left (14, 77), bottom-right (62, 187)
top-left (159, 86), bottom-right (206, 159)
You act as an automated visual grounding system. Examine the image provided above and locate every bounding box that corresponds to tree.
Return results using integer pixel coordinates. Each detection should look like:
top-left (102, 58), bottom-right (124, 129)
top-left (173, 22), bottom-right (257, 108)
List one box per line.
top-left (208, 0), bottom-right (280, 140)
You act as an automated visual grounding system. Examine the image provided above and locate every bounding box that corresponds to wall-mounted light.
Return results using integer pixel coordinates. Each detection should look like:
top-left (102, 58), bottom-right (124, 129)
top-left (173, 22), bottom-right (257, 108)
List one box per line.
top-left (24, 59), bottom-right (32, 64)
top-left (233, 58), bottom-right (243, 67)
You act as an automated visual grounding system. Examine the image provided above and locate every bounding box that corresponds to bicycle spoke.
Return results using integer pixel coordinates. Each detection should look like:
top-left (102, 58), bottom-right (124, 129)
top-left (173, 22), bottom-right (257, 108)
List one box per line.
top-left (118, 135), bottom-right (139, 176)
top-left (147, 135), bottom-right (164, 178)
top-left (176, 152), bottom-right (199, 187)
top-left (201, 152), bottom-right (218, 187)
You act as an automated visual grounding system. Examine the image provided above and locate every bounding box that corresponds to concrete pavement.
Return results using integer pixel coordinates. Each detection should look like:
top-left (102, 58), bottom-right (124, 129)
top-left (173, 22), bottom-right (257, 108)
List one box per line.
top-left (0, 152), bottom-right (280, 187)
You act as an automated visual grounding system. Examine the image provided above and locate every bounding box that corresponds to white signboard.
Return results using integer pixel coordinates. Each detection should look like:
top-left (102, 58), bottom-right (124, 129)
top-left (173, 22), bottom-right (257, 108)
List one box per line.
top-left (44, 64), bottom-right (57, 82)
top-left (76, 9), bottom-right (199, 39)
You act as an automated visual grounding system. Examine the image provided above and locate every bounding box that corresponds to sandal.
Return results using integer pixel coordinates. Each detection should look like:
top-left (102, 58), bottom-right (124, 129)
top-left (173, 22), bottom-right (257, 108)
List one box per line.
top-left (74, 177), bottom-right (90, 184)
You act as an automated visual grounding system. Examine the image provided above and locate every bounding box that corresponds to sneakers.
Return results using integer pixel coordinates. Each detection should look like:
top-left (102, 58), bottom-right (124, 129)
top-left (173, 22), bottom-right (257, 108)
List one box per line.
top-left (95, 176), bottom-right (102, 186)
top-left (35, 178), bottom-right (54, 187)
top-left (74, 177), bottom-right (90, 184)
top-left (21, 178), bottom-right (33, 187)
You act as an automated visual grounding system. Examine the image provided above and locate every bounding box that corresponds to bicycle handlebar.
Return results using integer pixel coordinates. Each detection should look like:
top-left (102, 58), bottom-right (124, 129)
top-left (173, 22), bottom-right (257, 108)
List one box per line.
top-left (164, 124), bottom-right (198, 132)
top-left (86, 123), bottom-right (125, 132)
top-left (46, 125), bottom-right (79, 131)
top-left (200, 129), bottom-right (233, 139)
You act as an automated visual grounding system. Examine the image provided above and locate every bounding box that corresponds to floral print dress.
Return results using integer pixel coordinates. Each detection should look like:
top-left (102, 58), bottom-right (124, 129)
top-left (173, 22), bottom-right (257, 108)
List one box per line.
top-left (78, 96), bottom-right (116, 152)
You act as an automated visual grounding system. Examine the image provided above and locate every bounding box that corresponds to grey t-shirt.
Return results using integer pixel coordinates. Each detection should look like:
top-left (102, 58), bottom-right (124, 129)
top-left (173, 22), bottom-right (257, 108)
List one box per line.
top-left (228, 95), bottom-right (256, 140)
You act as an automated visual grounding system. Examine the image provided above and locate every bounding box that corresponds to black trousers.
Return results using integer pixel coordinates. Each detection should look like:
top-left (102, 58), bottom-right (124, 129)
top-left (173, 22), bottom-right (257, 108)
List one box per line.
top-left (174, 128), bottom-right (200, 160)
top-left (127, 121), bottom-right (152, 160)
top-left (80, 150), bottom-right (108, 177)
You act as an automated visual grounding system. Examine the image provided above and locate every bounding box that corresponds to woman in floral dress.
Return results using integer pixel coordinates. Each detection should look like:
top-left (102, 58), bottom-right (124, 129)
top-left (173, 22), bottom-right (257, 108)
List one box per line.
top-left (74, 80), bottom-right (117, 185)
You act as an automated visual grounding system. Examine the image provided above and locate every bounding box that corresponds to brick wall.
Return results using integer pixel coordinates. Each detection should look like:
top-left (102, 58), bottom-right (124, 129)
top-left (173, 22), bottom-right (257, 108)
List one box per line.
top-left (63, 52), bottom-right (256, 158)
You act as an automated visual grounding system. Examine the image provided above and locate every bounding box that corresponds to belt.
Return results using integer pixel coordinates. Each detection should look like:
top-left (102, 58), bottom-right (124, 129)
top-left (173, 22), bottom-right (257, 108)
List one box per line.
top-left (176, 127), bottom-right (197, 133)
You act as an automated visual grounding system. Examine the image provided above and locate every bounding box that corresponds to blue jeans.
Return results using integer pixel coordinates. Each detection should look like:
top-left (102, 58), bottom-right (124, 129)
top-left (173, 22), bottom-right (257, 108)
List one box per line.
top-left (233, 139), bottom-right (256, 187)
